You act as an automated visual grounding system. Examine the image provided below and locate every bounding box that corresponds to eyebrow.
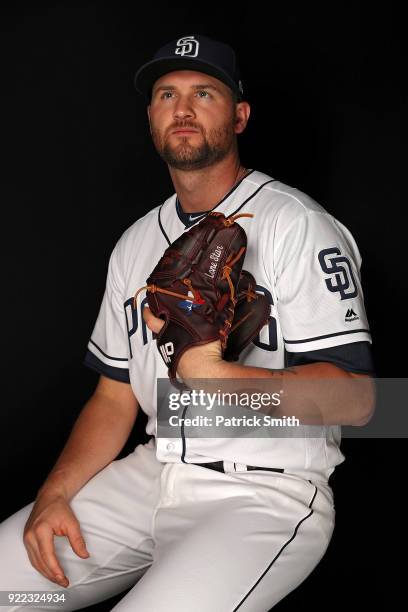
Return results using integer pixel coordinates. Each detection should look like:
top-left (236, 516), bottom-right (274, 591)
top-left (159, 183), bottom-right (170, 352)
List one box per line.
top-left (153, 84), bottom-right (220, 94)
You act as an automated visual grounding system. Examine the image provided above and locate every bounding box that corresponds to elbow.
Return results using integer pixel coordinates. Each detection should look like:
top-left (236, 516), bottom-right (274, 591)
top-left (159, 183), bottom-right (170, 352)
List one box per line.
top-left (353, 408), bottom-right (375, 426)
top-left (349, 374), bottom-right (376, 426)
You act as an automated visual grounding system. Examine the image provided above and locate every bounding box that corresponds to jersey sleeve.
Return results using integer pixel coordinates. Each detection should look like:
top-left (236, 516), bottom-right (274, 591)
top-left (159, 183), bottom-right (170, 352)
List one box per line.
top-left (273, 209), bottom-right (372, 353)
top-left (285, 341), bottom-right (375, 375)
top-left (82, 238), bottom-right (130, 383)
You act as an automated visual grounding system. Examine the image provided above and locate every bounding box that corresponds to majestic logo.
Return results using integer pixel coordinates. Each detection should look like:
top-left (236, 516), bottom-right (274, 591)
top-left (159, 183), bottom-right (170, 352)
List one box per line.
top-left (175, 36), bottom-right (199, 57)
top-left (205, 245), bottom-right (224, 279)
top-left (345, 308), bottom-right (359, 322)
top-left (318, 247), bottom-right (358, 300)
top-left (159, 341), bottom-right (174, 364)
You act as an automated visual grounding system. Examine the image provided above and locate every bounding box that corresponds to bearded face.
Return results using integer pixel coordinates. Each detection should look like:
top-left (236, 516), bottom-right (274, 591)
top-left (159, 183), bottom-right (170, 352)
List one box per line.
top-left (148, 71), bottom-right (239, 171)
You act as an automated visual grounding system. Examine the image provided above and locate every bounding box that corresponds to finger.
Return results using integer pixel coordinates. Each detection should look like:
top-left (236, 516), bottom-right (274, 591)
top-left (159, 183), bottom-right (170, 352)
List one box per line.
top-left (143, 306), bottom-right (165, 334)
top-left (35, 526), bottom-right (69, 585)
top-left (26, 543), bottom-right (66, 586)
top-left (66, 524), bottom-right (90, 559)
top-left (27, 546), bottom-right (54, 582)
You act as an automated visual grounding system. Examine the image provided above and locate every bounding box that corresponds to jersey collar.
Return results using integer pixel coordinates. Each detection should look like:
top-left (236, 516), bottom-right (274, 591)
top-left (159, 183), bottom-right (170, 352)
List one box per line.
top-left (175, 169), bottom-right (256, 229)
top-left (159, 169), bottom-right (260, 245)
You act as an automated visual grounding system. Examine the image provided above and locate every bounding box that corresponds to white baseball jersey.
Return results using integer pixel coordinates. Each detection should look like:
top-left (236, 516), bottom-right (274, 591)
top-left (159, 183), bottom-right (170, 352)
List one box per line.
top-left (83, 169), bottom-right (372, 483)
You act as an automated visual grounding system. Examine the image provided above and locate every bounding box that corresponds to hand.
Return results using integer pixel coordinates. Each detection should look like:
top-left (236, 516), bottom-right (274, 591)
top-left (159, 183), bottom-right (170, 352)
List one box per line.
top-left (143, 306), bottom-right (222, 379)
top-left (23, 492), bottom-right (90, 588)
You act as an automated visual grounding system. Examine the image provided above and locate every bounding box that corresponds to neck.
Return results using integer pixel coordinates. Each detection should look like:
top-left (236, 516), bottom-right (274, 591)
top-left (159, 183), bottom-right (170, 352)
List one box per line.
top-left (169, 156), bottom-right (248, 213)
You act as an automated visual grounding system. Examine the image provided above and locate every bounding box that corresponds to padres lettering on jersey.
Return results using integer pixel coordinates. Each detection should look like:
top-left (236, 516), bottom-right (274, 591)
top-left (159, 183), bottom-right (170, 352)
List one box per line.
top-left (84, 169), bottom-right (371, 482)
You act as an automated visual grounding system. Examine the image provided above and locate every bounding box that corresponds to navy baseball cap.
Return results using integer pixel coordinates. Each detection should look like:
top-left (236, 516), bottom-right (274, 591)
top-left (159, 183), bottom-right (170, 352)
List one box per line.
top-left (134, 34), bottom-right (244, 103)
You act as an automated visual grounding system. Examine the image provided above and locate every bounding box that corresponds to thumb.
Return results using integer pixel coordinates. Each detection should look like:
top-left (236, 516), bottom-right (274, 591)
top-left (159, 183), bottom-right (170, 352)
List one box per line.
top-left (67, 525), bottom-right (90, 558)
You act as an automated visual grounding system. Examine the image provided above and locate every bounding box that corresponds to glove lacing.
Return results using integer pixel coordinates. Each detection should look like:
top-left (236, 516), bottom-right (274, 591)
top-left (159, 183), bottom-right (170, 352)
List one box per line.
top-left (228, 284), bottom-right (258, 333)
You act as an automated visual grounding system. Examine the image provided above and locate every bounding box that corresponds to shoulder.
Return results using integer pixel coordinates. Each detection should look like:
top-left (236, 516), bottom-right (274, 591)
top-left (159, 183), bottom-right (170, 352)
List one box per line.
top-left (248, 170), bottom-right (353, 241)
top-left (247, 170), bottom-right (328, 220)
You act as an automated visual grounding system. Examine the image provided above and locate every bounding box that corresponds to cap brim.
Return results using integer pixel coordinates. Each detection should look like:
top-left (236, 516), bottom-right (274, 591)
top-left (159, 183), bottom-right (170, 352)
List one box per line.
top-left (134, 56), bottom-right (241, 101)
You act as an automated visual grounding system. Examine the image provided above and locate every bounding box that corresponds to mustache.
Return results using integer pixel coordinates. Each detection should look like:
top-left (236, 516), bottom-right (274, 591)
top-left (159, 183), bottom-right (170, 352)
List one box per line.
top-left (169, 123), bottom-right (202, 133)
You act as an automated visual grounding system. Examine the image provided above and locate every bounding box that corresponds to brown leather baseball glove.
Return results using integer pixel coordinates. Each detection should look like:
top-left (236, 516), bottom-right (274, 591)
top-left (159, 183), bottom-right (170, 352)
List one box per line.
top-left (133, 211), bottom-right (252, 385)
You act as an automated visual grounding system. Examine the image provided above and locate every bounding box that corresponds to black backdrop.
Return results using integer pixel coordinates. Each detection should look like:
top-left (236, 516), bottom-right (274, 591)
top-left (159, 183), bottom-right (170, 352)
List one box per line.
top-left (1, 3), bottom-right (405, 610)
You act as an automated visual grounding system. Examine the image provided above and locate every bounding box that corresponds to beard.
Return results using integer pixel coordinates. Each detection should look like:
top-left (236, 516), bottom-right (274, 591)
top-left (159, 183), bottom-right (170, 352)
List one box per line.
top-left (151, 121), bottom-right (236, 171)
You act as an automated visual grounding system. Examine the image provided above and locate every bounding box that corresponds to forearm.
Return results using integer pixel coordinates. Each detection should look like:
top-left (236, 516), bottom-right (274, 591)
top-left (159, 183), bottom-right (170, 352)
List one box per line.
top-left (37, 393), bottom-right (137, 501)
top-left (179, 346), bottom-right (375, 426)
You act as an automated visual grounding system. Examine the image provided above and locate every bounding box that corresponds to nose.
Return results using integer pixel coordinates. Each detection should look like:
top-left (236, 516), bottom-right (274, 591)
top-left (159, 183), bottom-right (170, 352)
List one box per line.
top-left (173, 95), bottom-right (196, 120)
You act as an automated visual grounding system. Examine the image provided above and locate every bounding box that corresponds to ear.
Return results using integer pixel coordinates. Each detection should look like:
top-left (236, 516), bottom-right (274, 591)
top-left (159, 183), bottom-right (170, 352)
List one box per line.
top-left (234, 101), bottom-right (251, 134)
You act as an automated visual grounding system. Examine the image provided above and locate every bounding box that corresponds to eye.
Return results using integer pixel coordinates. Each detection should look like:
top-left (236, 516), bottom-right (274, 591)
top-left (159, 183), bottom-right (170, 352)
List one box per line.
top-left (158, 90), bottom-right (211, 100)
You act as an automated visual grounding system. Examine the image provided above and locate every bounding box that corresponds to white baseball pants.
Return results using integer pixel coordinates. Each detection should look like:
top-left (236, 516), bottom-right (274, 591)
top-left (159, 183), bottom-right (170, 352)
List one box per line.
top-left (0, 438), bottom-right (335, 611)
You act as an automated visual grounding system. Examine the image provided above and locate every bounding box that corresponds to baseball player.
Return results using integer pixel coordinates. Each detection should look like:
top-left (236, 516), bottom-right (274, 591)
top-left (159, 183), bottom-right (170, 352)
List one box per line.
top-left (0, 34), bottom-right (375, 611)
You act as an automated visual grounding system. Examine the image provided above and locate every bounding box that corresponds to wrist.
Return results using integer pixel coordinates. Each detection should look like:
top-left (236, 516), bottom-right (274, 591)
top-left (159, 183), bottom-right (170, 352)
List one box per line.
top-left (36, 470), bottom-right (71, 502)
top-left (177, 340), bottom-right (223, 380)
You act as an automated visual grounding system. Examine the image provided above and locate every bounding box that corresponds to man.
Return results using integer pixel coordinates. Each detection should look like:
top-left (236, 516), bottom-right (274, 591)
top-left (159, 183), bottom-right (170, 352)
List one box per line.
top-left (0, 34), bottom-right (374, 611)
